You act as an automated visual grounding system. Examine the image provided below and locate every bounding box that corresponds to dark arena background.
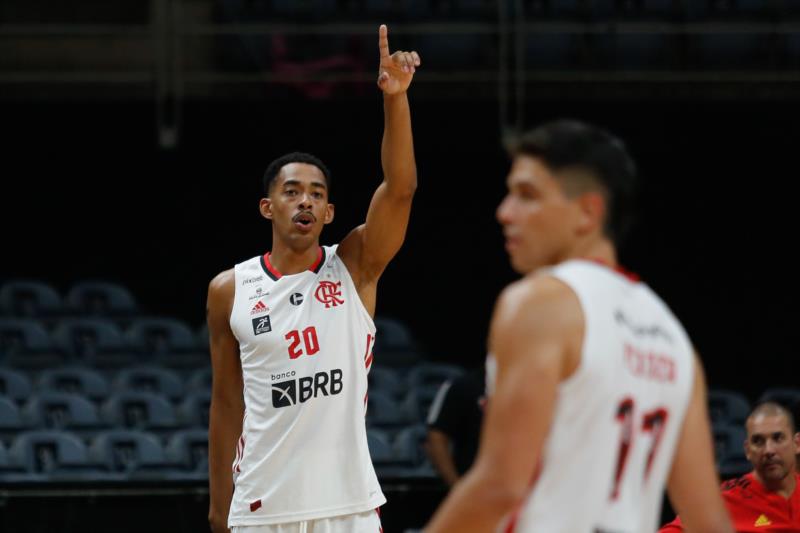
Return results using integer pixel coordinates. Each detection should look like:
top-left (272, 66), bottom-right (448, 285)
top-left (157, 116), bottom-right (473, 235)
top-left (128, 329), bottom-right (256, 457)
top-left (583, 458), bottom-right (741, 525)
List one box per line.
top-left (2, 1), bottom-right (800, 532)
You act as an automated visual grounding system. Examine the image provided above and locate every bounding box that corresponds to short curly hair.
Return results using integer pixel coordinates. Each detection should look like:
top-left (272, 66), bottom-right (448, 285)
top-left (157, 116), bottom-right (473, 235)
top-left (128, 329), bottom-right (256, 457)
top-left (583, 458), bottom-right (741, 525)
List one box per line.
top-left (262, 152), bottom-right (332, 197)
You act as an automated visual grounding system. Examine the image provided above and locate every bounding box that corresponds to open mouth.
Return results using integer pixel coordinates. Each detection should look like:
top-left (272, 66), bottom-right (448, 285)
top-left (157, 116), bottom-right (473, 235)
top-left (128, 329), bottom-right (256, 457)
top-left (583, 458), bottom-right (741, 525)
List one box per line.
top-left (293, 212), bottom-right (315, 231)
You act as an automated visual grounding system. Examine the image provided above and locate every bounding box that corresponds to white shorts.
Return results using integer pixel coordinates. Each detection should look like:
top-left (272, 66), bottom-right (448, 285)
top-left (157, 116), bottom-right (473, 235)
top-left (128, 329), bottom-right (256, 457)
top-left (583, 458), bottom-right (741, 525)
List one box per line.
top-left (230, 509), bottom-right (382, 533)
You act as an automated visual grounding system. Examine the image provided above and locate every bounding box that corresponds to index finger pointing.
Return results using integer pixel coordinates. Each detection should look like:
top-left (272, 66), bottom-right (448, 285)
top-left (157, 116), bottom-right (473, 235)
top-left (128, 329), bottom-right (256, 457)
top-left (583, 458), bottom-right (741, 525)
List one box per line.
top-left (378, 24), bottom-right (390, 59)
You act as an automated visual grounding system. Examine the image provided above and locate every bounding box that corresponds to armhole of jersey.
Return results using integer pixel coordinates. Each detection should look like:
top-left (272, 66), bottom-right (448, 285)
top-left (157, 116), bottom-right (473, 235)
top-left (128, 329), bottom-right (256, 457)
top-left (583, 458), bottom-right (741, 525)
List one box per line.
top-left (330, 245), bottom-right (377, 332)
top-left (544, 272), bottom-right (590, 388)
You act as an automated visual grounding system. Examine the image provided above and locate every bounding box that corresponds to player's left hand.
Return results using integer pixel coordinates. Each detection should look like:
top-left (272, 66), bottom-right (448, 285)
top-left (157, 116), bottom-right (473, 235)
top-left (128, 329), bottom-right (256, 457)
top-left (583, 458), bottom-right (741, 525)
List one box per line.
top-left (377, 24), bottom-right (421, 95)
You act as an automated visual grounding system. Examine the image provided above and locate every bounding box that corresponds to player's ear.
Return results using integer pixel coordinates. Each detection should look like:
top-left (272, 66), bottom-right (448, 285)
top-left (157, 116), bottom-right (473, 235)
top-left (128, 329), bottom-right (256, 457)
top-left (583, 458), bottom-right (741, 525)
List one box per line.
top-left (793, 432), bottom-right (800, 454)
top-left (324, 203), bottom-right (335, 225)
top-left (743, 438), bottom-right (751, 461)
top-left (576, 191), bottom-right (606, 236)
top-left (260, 197), bottom-right (273, 221)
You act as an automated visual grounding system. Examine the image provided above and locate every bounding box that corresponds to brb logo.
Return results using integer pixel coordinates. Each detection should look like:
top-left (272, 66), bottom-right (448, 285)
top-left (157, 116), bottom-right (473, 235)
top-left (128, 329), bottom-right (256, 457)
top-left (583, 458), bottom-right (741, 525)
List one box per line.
top-left (314, 281), bottom-right (344, 308)
top-left (271, 369), bottom-right (343, 408)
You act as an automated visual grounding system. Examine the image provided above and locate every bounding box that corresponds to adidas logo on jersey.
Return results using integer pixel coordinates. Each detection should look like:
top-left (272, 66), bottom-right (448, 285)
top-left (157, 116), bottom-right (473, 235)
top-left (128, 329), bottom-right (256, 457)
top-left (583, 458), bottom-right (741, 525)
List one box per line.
top-left (250, 300), bottom-right (269, 315)
top-left (271, 369), bottom-right (343, 408)
top-left (754, 514), bottom-right (772, 527)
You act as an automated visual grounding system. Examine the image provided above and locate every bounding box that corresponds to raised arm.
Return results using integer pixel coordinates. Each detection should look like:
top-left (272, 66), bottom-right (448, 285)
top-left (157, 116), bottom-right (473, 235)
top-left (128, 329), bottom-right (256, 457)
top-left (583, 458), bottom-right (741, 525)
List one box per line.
top-left (424, 277), bottom-right (581, 532)
top-left (339, 25), bottom-right (420, 299)
top-left (665, 354), bottom-right (734, 533)
top-left (206, 270), bottom-right (244, 533)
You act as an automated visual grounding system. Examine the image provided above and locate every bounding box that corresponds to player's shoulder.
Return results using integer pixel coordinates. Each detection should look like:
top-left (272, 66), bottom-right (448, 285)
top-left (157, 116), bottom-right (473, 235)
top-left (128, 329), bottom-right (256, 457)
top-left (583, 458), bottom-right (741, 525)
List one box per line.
top-left (208, 268), bottom-right (236, 300)
top-left (720, 473), bottom-right (754, 495)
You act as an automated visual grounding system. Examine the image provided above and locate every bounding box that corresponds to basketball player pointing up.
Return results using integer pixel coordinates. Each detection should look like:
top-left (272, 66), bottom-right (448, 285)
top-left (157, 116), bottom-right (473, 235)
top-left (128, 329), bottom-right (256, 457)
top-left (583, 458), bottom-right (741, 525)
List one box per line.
top-left (207, 25), bottom-right (420, 533)
top-left (425, 121), bottom-right (734, 533)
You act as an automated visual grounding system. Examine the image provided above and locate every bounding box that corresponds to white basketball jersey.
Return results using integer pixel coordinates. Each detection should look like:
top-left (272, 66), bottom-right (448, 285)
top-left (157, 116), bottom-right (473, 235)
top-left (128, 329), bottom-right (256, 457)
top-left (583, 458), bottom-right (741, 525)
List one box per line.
top-left (228, 245), bottom-right (385, 527)
top-left (487, 260), bottom-right (694, 533)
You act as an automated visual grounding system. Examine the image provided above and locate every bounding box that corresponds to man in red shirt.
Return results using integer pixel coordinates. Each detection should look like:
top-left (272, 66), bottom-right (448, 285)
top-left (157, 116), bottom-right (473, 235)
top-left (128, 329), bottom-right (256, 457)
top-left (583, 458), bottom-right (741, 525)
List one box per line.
top-left (660, 402), bottom-right (800, 532)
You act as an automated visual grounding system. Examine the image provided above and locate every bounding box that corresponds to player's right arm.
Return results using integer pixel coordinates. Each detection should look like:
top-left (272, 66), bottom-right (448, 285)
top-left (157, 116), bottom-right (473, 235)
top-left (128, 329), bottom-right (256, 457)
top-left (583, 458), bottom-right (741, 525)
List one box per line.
top-left (665, 354), bottom-right (733, 533)
top-left (207, 269), bottom-right (244, 533)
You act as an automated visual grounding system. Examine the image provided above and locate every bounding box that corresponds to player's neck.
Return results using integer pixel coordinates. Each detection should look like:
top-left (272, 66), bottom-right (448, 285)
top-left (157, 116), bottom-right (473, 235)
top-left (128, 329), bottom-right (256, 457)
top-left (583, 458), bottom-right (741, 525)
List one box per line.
top-left (570, 238), bottom-right (617, 268)
top-left (268, 241), bottom-right (321, 275)
top-left (755, 470), bottom-right (796, 499)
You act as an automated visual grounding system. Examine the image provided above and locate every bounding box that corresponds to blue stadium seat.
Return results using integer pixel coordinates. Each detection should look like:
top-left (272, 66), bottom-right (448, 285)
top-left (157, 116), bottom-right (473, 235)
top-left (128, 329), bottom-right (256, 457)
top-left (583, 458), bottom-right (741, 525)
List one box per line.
top-left (0, 280), bottom-right (62, 319)
top-left (0, 368), bottom-right (33, 403)
top-left (708, 389), bottom-right (750, 425)
top-left (113, 366), bottom-right (184, 402)
top-left (407, 363), bottom-right (464, 391)
top-left (366, 391), bottom-right (410, 428)
top-left (186, 367), bottom-right (212, 393)
top-left (758, 387), bottom-right (800, 416)
top-left (374, 317), bottom-right (416, 354)
top-left (101, 391), bottom-right (180, 432)
top-left (22, 392), bottom-right (104, 433)
top-left (368, 367), bottom-right (403, 399)
top-left (392, 424), bottom-right (436, 477)
top-left (89, 429), bottom-right (169, 479)
top-left (65, 280), bottom-right (138, 318)
top-left (37, 367), bottom-right (109, 402)
top-left (0, 318), bottom-right (63, 368)
top-left (8, 430), bottom-right (98, 479)
top-left (52, 318), bottom-right (134, 367)
top-left (367, 428), bottom-right (394, 465)
top-left (712, 422), bottom-right (747, 467)
top-left (401, 386), bottom-right (443, 423)
top-left (196, 323), bottom-right (209, 351)
top-left (165, 428), bottom-right (208, 471)
top-left (177, 390), bottom-right (211, 428)
top-left (0, 396), bottom-right (28, 436)
top-left (126, 317), bottom-right (197, 354)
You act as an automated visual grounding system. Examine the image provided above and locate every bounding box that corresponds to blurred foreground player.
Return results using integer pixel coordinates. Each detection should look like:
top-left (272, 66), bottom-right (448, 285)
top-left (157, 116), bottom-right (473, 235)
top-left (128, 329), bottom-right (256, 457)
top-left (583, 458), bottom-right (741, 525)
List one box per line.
top-left (660, 401), bottom-right (800, 532)
top-left (207, 25), bottom-right (420, 533)
top-left (425, 120), bottom-right (733, 533)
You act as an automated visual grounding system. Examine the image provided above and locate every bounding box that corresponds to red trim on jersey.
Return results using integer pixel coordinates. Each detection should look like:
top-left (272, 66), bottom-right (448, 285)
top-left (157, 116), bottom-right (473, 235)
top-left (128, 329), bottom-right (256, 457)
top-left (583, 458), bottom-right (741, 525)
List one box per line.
top-left (582, 257), bottom-right (640, 282)
top-left (263, 246), bottom-right (324, 280)
top-left (376, 507), bottom-right (383, 533)
top-left (249, 499), bottom-right (262, 512)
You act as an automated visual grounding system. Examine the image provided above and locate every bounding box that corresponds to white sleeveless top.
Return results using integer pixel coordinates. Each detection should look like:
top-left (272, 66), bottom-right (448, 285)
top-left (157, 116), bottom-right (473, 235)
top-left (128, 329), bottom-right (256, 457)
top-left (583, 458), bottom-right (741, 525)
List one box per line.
top-left (487, 260), bottom-right (694, 533)
top-left (228, 245), bottom-right (385, 526)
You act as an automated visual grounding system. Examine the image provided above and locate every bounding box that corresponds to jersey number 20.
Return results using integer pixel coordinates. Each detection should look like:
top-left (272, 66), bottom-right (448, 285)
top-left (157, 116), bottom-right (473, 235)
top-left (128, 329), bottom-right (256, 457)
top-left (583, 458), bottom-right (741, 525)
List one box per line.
top-left (285, 326), bottom-right (320, 359)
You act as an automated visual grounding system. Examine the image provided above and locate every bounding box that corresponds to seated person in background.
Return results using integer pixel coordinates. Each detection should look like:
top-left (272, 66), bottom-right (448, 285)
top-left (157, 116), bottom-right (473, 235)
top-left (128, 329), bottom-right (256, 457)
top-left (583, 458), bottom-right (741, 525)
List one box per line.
top-left (660, 401), bottom-right (800, 532)
top-left (424, 367), bottom-right (485, 487)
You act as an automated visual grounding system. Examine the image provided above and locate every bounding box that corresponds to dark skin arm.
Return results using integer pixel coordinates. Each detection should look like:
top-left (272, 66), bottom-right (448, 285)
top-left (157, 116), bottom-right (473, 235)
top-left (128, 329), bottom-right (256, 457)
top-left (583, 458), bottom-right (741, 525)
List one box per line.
top-left (338, 24), bottom-right (420, 316)
top-left (206, 269), bottom-right (244, 533)
top-left (425, 429), bottom-right (461, 487)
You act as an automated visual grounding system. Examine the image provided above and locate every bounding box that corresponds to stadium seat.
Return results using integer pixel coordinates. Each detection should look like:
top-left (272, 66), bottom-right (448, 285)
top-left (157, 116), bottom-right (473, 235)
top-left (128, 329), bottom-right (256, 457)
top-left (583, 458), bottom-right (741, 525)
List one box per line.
top-left (89, 429), bottom-right (169, 479)
top-left (757, 387), bottom-right (800, 417)
top-left (0, 280), bottom-right (62, 319)
top-left (401, 386), bottom-right (443, 423)
top-left (127, 317), bottom-right (208, 367)
top-left (52, 318), bottom-right (134, 367)
top-left (712, 422), bottom-right (747, 467)
top-left (366, 391), bottom-right (410, 428)
top-left (186, 367), bottom-right (212, 393)
top-left (165, 428), bottom-right (208, 471)
top-left (22, 392), bottom-right (105, 433)
top-left (65, 280), bottom-right (138, 318)
top-left (374, 317), bottom-right (416, 354)
top-left (0, 368), bottom-right (33, 403)
top-left (0, 318), bottom-right (64, 368)
top-left (8, 430), bottom-right (98, 478)
top-left (392, 424), bottom-right (436, 477)
top-left (0, 396), bottom-right (28, 436)
top-left (407, 363), bottom-right (464, 391)
top-left (196, 323), bottom-right (209, 351)
top-left (101, 391), bottom-right (180, 432)
top-left (708, 389), bottom-right (750, 425)
top-left (37, 367), bottom-right (110, 402)
top-left (368, 367), bottom-right (403, 399)
top-left (177, 390), bottom-right (211, 428)
top-left (367, 428), bottom-right (395, 465)
top-left (113, 366), bottom-right (184, 402)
